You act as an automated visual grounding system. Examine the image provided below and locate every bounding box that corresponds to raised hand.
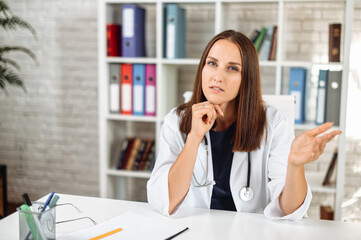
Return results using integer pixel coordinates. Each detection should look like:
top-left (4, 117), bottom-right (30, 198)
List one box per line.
top-left (288, 122), bottom-right (342, 166)
top-left (189, 101), bottom-right (224, 141)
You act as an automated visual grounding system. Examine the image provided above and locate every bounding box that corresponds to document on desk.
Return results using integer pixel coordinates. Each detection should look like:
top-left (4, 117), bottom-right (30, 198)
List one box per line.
top-left (59, 212), bottom-right (188, 240)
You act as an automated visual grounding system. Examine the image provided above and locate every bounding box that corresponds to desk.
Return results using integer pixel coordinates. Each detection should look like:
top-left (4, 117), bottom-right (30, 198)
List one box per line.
top-left (1, 193), bottom-right (360, 240)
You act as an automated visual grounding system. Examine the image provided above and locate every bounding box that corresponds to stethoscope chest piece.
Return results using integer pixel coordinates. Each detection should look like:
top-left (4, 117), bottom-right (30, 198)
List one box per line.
top-left (239, 186), bottom-right (254, 202)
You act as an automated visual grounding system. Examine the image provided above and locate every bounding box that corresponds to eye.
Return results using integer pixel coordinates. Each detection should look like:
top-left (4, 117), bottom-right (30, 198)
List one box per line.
top-left (207, 61), bottom-right (216, 66)
top-left (228, 66), bottom-right (239, 72)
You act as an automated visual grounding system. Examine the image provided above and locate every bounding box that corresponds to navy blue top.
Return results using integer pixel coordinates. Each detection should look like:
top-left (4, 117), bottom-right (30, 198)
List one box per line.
top-left (210, 123), bottom-right (237, 211)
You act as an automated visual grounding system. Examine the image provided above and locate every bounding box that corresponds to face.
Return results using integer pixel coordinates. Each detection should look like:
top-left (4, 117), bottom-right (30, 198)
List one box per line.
top-left (202, 39), bottom-right (242, 105)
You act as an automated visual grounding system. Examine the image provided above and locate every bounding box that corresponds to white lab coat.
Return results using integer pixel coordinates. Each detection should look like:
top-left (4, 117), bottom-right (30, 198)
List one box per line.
top-left (147, 105), bottom-right (312, 220)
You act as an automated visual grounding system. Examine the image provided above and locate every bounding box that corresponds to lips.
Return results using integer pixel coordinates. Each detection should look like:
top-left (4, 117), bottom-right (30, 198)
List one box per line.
top-left (210, 85), bottom-right (224, 92)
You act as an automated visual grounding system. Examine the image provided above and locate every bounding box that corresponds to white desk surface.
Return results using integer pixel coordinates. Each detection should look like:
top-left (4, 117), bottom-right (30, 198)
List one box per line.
top-left (1, 193), bottom-right (361, 240)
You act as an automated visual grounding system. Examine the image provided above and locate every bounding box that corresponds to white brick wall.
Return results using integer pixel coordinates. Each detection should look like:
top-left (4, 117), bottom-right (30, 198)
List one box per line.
top-left (0, 0), bottom-right (361, 221)
top-left (0, 0), bottom-right (99, 202)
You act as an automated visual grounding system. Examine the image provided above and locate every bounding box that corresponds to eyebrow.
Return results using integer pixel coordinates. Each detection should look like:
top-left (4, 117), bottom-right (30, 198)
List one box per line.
top-left (207, 56), bottom-right (242, 66)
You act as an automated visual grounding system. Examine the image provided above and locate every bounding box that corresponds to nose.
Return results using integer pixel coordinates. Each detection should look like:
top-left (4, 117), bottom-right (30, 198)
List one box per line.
top-left (212, 67), bottom-right (224, 83)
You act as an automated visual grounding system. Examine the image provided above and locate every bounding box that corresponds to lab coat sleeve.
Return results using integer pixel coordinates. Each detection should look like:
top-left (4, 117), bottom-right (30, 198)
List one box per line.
top-left (263, 114), bottom-right (312, 220)
top-left (146, 109), bottom-right (188, 216)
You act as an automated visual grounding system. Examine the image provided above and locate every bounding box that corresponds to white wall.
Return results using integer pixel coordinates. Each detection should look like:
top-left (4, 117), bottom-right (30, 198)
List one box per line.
top-left (0, 0), bottom-right (360, 220)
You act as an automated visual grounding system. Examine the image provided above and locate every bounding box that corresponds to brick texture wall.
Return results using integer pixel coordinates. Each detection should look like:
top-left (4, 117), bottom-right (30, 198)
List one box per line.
top-left (0, 0), bottom-right (360, 221)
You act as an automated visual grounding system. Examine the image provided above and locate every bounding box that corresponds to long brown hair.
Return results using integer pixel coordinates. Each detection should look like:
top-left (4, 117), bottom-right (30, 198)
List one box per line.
top-left (176, 30), bottom-right (267, 152)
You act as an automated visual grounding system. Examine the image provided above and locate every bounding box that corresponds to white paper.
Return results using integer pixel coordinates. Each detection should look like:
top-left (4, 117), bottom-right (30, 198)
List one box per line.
top-left (110, 84), bottom-right (119, 112)
top-left (122, 84), bottom-right (131, 112)
top-left (59, 212), bottom-right (188, 240)
top-left (167, 24), bottom-right (175, 58)
top-left (146, 86), bottom-right (155, 113)
top-left (123, 8), bottom-right (134, 38)
top-left (134, 85), bottom-right (144, 113)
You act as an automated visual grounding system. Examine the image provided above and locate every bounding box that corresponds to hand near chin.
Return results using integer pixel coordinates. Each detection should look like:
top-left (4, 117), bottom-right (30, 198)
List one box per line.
top-left (189, 101), bottom-right (225, 141)
top-left (288, 122), bottom-right (342, 166)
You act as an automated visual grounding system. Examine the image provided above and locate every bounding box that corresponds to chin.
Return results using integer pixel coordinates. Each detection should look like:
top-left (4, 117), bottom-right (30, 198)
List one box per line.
top-left (204, 95), bottom-right (226, 105)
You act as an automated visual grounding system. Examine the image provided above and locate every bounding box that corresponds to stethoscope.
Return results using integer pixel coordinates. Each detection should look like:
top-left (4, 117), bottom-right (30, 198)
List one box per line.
top-left (192, 137), bottom-right (254, 202)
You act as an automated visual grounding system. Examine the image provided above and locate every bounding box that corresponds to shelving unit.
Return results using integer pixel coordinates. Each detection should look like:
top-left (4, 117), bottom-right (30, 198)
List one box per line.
top-left (98, 0), bottom-right (354, 220)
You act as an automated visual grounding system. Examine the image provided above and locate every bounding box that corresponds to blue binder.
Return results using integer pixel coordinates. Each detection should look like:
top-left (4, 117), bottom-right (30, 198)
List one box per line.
top-left (289, 67), bottom-right (307, 124)
top-left (122, 4), bottom-right (146, 57)
top-left (164, 4), bottom-right (186, 58)
top-left (315, 70), bottom-right (328, 125)
top-left (132, 64), bottom-right (146, 116)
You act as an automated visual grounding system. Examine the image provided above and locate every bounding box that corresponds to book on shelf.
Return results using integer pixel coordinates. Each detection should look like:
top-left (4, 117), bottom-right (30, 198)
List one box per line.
top-left (106, 23), bottom-right (121, 57)
top-left (133, 64), bottom-right (146, 116)
top-left (329, 23), bottom-right (341, 62)
top-left (132, 139), bottom-right (147, 170)
top-left (118, 138), bottom-right (135, 169)
top-left (322, 147), bottom-right (338, 186)
top-left (315, 69), bottom-right (328, 125)
top-left (121, 64), bottom-right (133, 115)
top-left (116, 139), bottom-right (131, 169)
top-left (326, 70), bottom-right (342, 126)
top-left (111, 139), bottom-right (124, 169)
top-left (259, 25), bottom-right (275, 61)
top-left (269, 26), bottom-right (278, 61)
top-left (125, 138), bottom-right (142, 170)
top-left (109, 64), bottom-right (121, 113)
top-left (142, 141), bottom-right (156, 171)
top-left (289, 67), bottom-right (307, 124)
top-left (122, 4), bottom-right (146, 57)
top-left (138, 139), bottom-right (155, 170)
top-left (249, 29), bottom-right (260, 43)
top-left (145, 64), bottom-right (156, 116)
top-left (164, 4), bottom-right (186, 59)
top-left (253, 27), bottom-right (267, 53)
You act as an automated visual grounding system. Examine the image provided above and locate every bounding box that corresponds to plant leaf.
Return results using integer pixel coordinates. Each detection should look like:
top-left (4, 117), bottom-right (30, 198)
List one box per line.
top-left (0, 15), bottom-right (37, 39)
top-left (0, 57), bottom-right (21, 71)
top-left (0, 46), bottom-right (38, 66)
top-left (0, 65), bottom-right (26, 92)
top-left (0, 0), bottom-right (12, 14)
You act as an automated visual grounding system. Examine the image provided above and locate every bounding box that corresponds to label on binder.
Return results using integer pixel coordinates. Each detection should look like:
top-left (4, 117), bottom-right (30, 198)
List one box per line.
top-left (123, 9), bottom-right (134, 38)
top-left (122, 84), bottom-right (132, 112)
top-left (134, 85), bottom-right (143, 113)
top-left (167, 24), bottom-right (175, 59)
top-left (146, 85), bottom-right (155, 114)
top-left (110, 84), bottom-right (120, 112)
top-left (291, 91), bottom-right (301, 121)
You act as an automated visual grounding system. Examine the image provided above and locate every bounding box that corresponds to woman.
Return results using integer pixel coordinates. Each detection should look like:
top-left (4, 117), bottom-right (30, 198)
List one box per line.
top-left (147, 30), bottom-right (341, 220)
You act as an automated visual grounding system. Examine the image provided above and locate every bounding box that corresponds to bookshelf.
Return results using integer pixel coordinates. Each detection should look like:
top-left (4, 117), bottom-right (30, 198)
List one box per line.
top-left (98, 0), bottom-right (354, 220)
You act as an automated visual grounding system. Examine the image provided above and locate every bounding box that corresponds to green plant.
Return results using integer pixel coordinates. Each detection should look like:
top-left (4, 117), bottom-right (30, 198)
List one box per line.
top-left (0, 0), bottom-right (38, 95)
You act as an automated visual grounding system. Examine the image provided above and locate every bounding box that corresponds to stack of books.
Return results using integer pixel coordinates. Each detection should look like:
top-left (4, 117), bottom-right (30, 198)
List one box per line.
top-left (250, 25), bottom-right (278, 61)
top-left (111, 138), bottom-right (156, 171)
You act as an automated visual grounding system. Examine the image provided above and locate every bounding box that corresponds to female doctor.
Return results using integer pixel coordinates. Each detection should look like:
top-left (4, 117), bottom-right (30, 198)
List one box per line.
top-left (147, 30), bottom-right (341, 220)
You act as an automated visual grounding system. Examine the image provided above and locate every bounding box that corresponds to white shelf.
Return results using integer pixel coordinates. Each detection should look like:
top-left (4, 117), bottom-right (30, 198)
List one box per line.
top-left (107, 57), bottom-right (157, 64)
top-left (107, 169), bottom-right (152, 178)
top-left (107, 114), bottom-right (158, 122)
top-left (99, 0), bottom-right (354, 220)
top-left (161, 58), bottom-right (200, 65)
top-left (306, 171), bottom-right (337, 194)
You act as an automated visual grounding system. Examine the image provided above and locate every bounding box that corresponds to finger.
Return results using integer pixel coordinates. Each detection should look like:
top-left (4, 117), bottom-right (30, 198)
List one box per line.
top-left (213, 104), bottom-right (224, 117)
top-left (306, 122), bottom-right (334, 137)
top-left (211, 107), bottom-right (218, 124)
top-left (328, 130), bottom-right (342, 142)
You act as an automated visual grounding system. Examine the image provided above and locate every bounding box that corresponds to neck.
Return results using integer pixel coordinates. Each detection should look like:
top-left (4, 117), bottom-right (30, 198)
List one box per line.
top-left (213, 100), bottom-right (236, 131)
